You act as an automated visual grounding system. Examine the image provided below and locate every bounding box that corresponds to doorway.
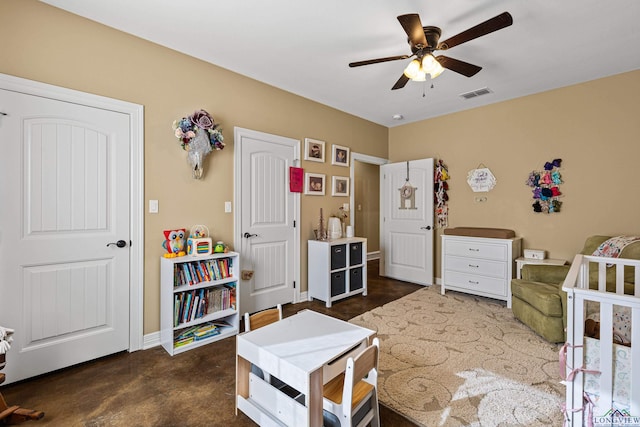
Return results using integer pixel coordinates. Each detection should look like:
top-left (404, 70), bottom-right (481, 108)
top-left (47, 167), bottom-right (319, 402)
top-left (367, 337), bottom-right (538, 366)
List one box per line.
top-left (349, 153), bottom-right (387, 269)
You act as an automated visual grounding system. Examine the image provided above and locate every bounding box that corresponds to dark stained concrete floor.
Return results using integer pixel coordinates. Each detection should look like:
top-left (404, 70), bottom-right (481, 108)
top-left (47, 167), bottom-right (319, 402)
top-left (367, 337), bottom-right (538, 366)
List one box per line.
top-left (1, 259), bottom-right (423, 426)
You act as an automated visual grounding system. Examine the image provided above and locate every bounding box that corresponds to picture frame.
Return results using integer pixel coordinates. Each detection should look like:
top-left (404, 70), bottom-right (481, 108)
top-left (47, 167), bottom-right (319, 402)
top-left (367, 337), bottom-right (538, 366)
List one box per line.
top-left (331, 144), bottom-right (350, 167)
top-left (304, 172), bottom-right (326, 195)
top-left (304, 138), bottom-right (325, 163)
top-left (332, 176), bottom-right (349, 197)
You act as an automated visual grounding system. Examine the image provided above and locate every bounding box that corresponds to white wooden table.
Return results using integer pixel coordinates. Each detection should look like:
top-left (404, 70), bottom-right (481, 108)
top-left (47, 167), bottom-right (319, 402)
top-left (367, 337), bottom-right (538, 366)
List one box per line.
top-left (236, 309), bottom-right (375, 426)
top-left (515, 256), bottom-right (567, 279)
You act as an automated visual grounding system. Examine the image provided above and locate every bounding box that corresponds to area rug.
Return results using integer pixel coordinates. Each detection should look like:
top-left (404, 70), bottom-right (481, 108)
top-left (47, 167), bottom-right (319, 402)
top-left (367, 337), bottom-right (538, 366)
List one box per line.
top-left (349, 286), bottom-right (565, 427)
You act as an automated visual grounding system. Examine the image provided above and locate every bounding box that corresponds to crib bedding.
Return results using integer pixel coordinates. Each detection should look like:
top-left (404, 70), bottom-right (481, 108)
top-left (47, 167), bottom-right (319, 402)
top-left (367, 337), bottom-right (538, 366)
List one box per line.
top-left (583, 337), bottom-right (631, 412)
top-left (585, 302), bottom-right (632, 346)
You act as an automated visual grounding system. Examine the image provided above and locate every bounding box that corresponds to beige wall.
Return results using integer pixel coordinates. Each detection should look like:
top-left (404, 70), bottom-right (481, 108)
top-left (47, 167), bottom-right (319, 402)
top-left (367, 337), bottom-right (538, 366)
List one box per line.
top-left (0, 0), bottom-right (388, 334)
top-left (390, 70), bottom-right (640, 278)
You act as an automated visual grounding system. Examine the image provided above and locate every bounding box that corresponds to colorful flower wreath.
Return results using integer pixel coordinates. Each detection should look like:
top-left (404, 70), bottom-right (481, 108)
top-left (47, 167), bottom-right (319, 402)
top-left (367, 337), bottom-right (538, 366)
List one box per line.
top-left (172, 109), bottom-right (224, 151)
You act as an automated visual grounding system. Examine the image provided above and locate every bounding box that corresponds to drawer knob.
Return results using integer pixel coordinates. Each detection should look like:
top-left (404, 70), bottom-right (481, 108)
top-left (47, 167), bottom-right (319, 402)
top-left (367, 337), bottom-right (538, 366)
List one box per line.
top-left (468, 248), bottom-right (480, 252)
top-left (469, 280), bottom-right (479, 285)
top-left (468, 264), bottom-right (479, 268)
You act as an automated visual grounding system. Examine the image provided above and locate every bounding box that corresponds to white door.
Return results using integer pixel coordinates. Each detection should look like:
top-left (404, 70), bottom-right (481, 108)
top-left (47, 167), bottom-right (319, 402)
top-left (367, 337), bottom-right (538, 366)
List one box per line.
top-left (235, 128), bottom-right (299, 315)
top-left (381, 159), bottom-right (434, 285)
top-left (0, 88), bottom-right (131, 384)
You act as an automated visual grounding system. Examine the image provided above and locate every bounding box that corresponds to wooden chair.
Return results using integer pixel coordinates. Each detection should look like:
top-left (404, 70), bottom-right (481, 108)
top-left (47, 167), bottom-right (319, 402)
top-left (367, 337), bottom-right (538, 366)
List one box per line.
top-left (0, 355), bottom-right (44, 424)
top-left (243, 305), bottom-right (284, 387)
top-left (322, 338), bottom-right (380, 427)
top-left (243, 304), bottom-right (282, 332)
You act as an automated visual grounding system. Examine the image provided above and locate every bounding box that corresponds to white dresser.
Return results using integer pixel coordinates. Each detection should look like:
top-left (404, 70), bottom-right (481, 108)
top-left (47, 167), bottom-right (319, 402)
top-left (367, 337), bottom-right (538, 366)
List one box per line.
top-left (441, 234), bottom-right (522, 307)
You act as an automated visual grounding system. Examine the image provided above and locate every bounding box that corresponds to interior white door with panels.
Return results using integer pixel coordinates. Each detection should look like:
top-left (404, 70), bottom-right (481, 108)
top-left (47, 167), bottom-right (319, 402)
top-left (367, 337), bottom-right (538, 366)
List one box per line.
top-left (0, 84), bottom-right (134, 384)
top-left (380, 158), bottom-right (434, 285)
top-left (235, 127), bottom-right (300, 315)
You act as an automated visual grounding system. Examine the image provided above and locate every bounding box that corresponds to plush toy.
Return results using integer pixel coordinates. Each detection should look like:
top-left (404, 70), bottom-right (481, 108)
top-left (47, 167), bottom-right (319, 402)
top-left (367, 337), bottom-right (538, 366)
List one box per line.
top-left (162, 228), bottom-right (186, 258)
top-left (585, 318), bottom-right (600, 339)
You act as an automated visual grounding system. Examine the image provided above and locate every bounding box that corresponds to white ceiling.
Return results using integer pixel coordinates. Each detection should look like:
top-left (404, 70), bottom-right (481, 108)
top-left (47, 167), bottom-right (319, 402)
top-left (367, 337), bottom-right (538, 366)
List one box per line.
top-left (40, 0), bottom-right (640, 127)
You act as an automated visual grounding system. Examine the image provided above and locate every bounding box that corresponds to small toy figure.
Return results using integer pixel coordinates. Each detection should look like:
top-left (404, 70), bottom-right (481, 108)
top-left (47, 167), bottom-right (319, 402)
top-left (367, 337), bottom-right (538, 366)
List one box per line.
top-left (214, 241), bottom-right (227, 253)
top-left (162, 229), bottom-right (186, 258)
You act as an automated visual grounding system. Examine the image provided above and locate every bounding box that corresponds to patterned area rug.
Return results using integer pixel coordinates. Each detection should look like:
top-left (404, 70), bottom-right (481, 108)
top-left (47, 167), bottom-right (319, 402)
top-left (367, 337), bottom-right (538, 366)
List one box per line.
top-left (349, 285), bottom-right (564, 427)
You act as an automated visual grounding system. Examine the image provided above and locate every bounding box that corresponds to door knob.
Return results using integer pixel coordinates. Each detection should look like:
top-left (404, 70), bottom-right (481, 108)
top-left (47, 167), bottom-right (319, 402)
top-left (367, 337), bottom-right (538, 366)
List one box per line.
top-left (243, 232), bottom-right (258, 238)
top-left (106, 240), bottom-right (127, 248)
top-left (420, 226), bottom-right (432, 230)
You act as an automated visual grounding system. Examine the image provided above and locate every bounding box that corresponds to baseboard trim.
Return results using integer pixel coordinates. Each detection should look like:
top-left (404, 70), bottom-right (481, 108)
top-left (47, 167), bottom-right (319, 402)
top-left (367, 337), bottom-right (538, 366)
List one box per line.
top-left (367, 251), bottom-right (380, 261)
top-left (143, 331), bottom-right (161, 350)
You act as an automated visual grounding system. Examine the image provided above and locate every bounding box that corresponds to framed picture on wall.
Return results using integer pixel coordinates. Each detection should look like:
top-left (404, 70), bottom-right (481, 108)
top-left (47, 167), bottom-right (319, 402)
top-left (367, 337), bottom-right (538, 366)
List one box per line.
top-left (304, 138), bottom-right (325, 163)
top-left (304, 172), bottom-right (326, 195)
top-left (331, 144), bottom-right (350, 167)
top-left (332, 176), bottom-right (349, 196)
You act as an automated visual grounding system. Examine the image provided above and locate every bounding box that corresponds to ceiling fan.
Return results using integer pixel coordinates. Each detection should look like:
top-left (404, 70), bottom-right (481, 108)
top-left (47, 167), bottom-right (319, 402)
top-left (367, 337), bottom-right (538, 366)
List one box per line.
top-left (349, 12), bottom-right (513, 90)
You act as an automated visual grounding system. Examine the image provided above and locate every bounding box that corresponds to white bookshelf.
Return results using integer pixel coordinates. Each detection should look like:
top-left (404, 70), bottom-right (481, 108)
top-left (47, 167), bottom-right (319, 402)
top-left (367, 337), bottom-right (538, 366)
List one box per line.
top-left (160, 252), bottom-right (239, 355)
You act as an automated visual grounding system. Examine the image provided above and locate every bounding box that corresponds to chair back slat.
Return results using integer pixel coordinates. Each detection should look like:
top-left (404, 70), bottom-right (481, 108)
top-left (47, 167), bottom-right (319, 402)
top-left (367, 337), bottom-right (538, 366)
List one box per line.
top-left (244, 304), bottom-right (282, 332)
top-left (351, 344), bottom-right (378, 388)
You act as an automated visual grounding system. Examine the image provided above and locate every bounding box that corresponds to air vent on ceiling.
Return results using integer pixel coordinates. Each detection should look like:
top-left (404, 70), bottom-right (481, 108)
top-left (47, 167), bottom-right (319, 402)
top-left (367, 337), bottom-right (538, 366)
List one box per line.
top-left (459, 87), bottom-right (493, 100)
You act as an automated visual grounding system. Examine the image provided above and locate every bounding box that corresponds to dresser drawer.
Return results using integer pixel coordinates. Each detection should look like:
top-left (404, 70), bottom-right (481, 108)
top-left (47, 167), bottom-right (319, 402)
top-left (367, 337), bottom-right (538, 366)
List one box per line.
top-left (445, 255), bottom-right (507, 279)
top-left (444, 271), bottom-right (508, 297)
top-left (445, 240), bottom-right (507, 261)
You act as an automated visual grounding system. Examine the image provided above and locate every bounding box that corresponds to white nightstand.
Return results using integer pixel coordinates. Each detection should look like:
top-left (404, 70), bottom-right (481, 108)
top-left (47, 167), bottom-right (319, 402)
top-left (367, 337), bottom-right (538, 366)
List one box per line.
top-left (515, 256), bottom-right (567, 279)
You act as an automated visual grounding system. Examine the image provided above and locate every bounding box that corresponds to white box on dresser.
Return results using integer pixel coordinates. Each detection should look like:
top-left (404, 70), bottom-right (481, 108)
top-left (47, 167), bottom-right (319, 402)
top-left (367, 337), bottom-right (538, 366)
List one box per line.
top-left (441, 235), bottom-right (522, 307)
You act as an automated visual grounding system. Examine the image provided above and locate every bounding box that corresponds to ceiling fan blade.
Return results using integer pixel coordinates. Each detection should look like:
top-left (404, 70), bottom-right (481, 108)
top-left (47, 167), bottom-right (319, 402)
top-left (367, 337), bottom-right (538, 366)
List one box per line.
top-left (349, 55), bottom-right (410, 68)
top-left (397, 14), bottom-right (429, 48)
top-left (437, 12), bottom-right (513, 50)
top-left (436, 56), bottom-right (482, 77)
top-left (391, 74), bottom-right (410, 90)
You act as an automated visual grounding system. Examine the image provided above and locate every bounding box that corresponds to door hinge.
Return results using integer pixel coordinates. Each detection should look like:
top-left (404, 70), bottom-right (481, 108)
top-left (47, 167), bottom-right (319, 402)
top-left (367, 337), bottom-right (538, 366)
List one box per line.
top-left (293, 281), bottom-right (296, 289)
top-left (293, 220), bottom-right (296, 228)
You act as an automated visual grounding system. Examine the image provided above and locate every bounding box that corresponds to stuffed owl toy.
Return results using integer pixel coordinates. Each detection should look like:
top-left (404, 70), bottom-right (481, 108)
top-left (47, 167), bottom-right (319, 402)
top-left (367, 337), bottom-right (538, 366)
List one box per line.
top-left (162, 228), bottom-right (186, 257)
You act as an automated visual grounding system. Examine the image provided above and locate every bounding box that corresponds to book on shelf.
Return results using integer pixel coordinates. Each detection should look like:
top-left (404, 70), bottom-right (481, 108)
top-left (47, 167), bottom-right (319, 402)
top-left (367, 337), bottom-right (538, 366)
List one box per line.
top-left (173, 256), bottom-right (235, 287)
top-left (173, 322), bottom-right (221, 347)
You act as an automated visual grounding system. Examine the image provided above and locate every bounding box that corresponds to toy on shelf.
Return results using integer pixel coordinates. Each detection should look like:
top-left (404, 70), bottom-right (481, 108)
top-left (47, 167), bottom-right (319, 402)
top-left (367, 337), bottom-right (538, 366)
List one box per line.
top-left (214, 241), bottom-right (229, 253)
top-left (187, 225), bottom-right (212, 257)
top-left (162, 228), bottom-right (187, 258)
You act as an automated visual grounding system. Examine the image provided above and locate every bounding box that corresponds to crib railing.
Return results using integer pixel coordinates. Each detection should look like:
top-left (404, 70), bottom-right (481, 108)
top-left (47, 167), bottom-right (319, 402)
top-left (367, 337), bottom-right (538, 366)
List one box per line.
top-left (562, 254), bottom-right (640, 426)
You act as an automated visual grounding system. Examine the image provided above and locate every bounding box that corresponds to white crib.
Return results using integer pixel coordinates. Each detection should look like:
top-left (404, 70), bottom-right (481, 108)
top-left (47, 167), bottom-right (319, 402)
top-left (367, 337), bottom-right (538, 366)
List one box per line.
top-left (562, 254), bottom-right (640, 426)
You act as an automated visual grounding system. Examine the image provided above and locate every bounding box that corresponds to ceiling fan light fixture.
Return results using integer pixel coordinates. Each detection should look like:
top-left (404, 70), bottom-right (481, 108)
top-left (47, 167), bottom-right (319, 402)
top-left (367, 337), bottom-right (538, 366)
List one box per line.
top-left (430, 62), bottom-right (445, 79)
top-left (403, 59), bottom-right (421, 79)
top-left (422, 54), bottom-right (444, 79)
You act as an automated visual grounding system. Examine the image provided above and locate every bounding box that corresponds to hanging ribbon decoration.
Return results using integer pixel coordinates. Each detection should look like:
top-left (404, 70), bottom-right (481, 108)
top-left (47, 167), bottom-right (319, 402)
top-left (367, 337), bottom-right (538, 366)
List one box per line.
top-left (434, 159), bottom-right (450, 228)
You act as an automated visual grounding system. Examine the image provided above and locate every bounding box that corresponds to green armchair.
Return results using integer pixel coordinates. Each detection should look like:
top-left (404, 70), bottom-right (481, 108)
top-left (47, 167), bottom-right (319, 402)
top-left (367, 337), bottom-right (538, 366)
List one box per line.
top-left (510, 235), bottom-right (640, 343)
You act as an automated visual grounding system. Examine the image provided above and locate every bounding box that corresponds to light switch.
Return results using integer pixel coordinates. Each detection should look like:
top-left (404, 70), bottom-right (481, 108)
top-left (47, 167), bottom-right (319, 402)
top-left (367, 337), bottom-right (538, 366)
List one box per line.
top-left (224, 201), bottom-right (232, 213)
top-left (149, 199), bottom-right (159, 213)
